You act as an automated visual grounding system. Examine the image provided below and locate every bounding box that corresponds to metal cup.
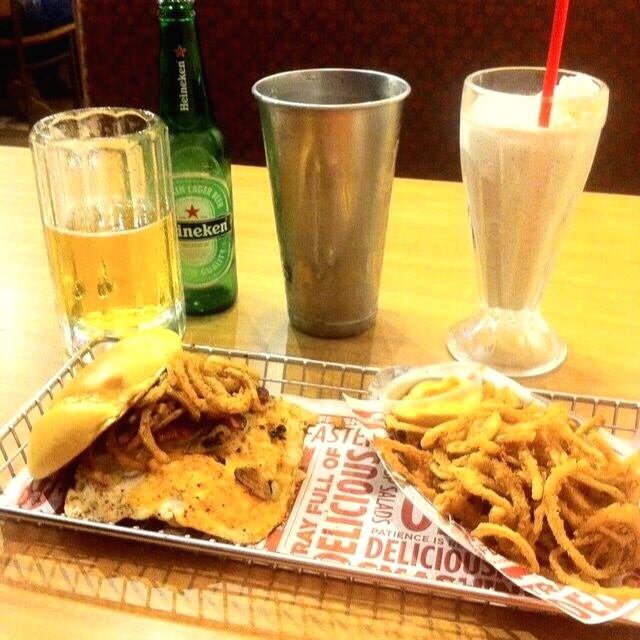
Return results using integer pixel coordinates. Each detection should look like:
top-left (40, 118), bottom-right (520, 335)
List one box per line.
top-left (252, 69), bottom-right (410, 338)
top-left (29, 107), bottom-right (186, 355)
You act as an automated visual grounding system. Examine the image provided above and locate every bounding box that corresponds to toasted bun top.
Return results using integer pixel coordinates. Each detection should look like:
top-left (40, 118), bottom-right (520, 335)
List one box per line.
top-left (27, 329), bottom-right (183, 480)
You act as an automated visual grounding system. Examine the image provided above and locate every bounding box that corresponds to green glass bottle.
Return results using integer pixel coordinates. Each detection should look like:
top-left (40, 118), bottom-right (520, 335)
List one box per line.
top-left (157, 0), bottom-right (237, 315)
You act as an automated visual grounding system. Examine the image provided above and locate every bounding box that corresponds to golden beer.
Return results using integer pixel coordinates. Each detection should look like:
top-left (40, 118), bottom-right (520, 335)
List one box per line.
top-left (43, 207), bottom-right (185, 347)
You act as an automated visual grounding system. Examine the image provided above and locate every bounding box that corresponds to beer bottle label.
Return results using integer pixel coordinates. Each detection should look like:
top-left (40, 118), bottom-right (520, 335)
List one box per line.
top-left (174, 176), bottom-right (234, 288)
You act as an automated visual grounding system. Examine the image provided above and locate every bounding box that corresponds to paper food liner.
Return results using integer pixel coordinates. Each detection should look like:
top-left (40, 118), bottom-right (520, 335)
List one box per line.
top-left (346, 363), bottom-right (640, 625)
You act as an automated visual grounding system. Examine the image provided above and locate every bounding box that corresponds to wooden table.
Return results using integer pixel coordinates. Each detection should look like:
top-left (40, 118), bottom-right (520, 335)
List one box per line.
top-left (1, 144), bottom-right (639, 638)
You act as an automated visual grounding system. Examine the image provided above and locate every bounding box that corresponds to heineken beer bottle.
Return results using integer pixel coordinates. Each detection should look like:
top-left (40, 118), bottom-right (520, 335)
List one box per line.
top-left (158, 0), bottom-right (237, 314)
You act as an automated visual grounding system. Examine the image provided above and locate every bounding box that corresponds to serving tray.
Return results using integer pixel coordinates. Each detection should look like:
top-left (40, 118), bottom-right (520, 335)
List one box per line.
top-left (1, 340), bottom-right (639, 620)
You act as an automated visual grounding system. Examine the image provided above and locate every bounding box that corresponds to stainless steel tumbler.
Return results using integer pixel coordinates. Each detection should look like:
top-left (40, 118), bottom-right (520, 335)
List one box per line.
top-left (252, 68), bottom-right (410, 338)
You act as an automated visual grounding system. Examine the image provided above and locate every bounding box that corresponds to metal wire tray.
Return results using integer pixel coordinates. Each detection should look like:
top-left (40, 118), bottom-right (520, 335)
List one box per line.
top-left (2, 340), bottom-right (640, 616)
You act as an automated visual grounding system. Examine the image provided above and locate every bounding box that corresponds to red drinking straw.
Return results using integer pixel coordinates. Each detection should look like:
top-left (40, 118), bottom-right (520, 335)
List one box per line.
top-left (538, 0), bottom-right (571, 127)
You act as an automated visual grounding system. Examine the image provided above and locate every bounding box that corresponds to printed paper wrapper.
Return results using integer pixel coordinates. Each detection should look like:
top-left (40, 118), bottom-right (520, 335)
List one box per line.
top-left (1, 381), bottom-right (639, 625)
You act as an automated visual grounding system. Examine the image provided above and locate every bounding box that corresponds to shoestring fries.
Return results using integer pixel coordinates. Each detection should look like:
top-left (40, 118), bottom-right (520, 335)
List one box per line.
top-left (374, 382), bottom-right (640, 598)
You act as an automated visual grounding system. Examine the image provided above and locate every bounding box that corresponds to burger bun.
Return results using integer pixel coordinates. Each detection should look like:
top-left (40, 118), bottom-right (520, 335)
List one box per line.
top-left (27, 328), bottom-right (183, 480)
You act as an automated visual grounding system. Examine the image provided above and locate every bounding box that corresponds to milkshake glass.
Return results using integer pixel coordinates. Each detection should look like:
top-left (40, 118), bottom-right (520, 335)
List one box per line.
top-left (447, 67), bottom-right (608, 377)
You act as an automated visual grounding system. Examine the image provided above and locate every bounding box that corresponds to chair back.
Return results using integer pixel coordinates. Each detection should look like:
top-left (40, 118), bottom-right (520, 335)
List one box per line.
top-left (0, 0), bottom-right (83, 125)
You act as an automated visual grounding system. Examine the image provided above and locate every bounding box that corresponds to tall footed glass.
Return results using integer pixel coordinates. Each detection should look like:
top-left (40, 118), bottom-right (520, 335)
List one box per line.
top-left (447, 67), bottom-right (608, 377)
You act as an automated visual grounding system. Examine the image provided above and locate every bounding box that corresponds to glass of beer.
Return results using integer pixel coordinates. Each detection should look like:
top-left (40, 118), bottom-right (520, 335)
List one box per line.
top-left (29, 107), bottom-right (186, 354)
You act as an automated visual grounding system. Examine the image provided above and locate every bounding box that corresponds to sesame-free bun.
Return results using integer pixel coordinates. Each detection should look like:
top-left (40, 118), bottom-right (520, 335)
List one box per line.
top-left (27, 329), bottom-right (183, 480)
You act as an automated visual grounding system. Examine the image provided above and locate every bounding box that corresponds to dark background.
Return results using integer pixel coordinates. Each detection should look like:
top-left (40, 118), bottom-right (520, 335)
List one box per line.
top-left (77, 0), bottom-right (640, 194)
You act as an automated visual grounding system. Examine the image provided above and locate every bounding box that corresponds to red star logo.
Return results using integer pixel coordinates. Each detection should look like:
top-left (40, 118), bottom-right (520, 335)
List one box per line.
top-left (175, 45), bottom-right (186, 58)
top-left (186, 205), bottom-right (199, 219)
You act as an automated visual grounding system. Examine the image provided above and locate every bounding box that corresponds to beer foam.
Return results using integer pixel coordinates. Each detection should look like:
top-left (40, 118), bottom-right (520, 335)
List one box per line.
top-left (470, 73), bottom-right (604, 129)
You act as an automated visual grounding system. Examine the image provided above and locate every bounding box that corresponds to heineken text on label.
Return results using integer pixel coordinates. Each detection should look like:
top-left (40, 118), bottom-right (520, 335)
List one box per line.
top-left (175, 45), bottom-right (189, 112)
top-left (174, 176), bottom-right (233, 288)
top-left (178, 215), bottom-right (231, 240)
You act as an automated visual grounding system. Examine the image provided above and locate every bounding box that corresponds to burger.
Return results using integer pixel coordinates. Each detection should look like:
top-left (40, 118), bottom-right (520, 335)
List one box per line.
top-left (27, 329), bottom-right (316, 544)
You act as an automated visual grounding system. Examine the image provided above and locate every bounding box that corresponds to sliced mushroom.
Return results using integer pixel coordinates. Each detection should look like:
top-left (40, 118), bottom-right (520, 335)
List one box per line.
top-left (257, 387), bottom-right (270, 405)
top-left (200, 424), bottom-right (230, 449)
top-left (234, 466), bottom-right (274, 500)
top-left (268, 423), bottom-right (287, 441)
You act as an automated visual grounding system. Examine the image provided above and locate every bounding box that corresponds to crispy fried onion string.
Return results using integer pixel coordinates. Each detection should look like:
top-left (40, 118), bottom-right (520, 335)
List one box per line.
top-left (375, 382), bottom-right (640, 598)
top-left (103, 352), bottom-right (269, 472)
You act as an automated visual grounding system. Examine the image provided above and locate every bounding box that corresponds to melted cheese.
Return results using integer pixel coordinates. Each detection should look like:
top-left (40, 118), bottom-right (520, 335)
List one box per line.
top-left (64, 398), bottom-right (313, 544)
